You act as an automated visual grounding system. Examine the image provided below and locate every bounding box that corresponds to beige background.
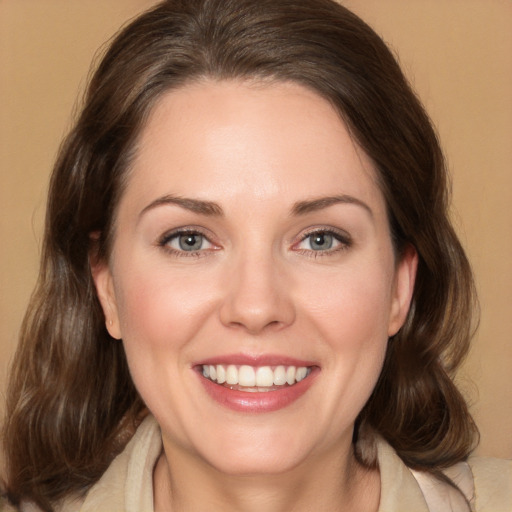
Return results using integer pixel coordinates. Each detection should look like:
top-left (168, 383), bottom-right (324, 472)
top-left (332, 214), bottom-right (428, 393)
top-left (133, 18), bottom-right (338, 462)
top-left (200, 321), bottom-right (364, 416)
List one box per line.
top-left (1, 1), bottom-right (511, 458)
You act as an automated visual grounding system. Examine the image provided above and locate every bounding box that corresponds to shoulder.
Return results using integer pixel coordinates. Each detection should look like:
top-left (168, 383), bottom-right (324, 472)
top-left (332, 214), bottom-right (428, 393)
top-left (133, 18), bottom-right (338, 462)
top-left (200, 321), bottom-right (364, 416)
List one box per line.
top-left (14, 415), bottom-right (162, 512)
top-left (412, 455), bottom-right (512, 512)
top-left (374, 434), bottom-right (512, 512)
top-left (467, 455), bottom-right (512, 511)
top-left (72, 414), bottom-right (161, 512)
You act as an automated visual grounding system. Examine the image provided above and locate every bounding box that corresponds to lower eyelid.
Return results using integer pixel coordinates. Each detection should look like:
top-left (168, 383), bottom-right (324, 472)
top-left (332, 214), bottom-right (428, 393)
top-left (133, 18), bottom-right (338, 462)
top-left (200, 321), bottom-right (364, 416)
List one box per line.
top-left (157, 229), bottom-right (215, 252)
top-left (171, 234), bottom-right (211, 250)
top-left (157, 228), bottom-right (351, 256)
top-left (296, 230), bottom-right (352, 250)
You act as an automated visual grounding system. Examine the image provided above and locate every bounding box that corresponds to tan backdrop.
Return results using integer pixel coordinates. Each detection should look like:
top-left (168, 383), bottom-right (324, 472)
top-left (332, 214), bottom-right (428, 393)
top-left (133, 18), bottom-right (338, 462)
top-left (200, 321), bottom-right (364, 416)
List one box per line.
top-left (1, 1), bottom-right (511, 459)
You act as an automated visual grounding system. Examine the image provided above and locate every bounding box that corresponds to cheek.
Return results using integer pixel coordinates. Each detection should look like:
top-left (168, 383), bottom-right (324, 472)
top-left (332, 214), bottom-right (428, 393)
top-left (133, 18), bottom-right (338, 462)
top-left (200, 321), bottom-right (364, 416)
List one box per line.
top-left (112, 260), bottom-right (217, 356)
top-left (310, 285), bottom-right (390, 384)
top-left (111, 262), bottom-right (221, 426)
top-left (299, 260), bottom-right (394, 346)
top-left (299, 259), bottom-right (393, 387)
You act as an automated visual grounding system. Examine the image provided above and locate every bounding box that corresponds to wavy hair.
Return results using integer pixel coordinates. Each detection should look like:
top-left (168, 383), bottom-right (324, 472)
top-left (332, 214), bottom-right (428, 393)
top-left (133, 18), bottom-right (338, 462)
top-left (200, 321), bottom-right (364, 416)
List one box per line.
top-left (2, 0), bottom-right (478, 509)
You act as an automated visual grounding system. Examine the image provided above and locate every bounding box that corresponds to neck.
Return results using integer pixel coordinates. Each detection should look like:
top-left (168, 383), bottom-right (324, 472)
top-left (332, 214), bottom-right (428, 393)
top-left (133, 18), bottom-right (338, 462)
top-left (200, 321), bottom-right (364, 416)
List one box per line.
top-left (153, 437), bottom-right (380, 512)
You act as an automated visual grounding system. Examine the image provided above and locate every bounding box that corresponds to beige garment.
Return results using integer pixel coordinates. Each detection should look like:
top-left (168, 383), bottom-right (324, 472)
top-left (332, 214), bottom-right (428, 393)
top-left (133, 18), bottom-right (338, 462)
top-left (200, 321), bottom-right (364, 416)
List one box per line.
top-left (2, 415), bottom-right (511, 511)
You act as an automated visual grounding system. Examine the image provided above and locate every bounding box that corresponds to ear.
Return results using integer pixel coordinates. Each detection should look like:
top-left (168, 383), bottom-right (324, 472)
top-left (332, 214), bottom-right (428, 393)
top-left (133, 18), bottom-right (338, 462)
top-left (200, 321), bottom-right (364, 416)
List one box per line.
top-left (89, 246), bottom-right (122, 340)
top-left (388, 244), bottom-right (418, 337)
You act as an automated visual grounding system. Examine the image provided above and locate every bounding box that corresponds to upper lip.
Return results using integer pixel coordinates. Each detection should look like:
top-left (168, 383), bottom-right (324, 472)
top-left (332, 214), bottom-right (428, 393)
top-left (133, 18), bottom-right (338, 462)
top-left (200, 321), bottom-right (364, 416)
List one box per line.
top-left (194, 354), bottom-right (318, 368)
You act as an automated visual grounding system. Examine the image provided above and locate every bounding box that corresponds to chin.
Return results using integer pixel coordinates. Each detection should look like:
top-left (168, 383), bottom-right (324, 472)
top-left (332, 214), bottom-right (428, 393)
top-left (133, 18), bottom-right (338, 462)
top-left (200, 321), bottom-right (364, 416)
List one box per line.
top-left (187, 419), bottom-right (329, 477)
top-left (205, 446), bottom-right (308, 477)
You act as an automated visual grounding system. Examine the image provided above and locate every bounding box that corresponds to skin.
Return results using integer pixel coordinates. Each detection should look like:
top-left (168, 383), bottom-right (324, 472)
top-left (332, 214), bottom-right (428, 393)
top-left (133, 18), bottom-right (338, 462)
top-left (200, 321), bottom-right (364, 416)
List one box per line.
top-left (93, 80), bottom-right (417, 512)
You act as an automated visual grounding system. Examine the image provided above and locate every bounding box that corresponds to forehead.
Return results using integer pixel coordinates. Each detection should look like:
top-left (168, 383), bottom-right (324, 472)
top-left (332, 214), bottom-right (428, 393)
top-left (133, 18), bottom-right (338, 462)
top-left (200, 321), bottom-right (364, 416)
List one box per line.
top-left (123, 79), bottom-right (385, 216)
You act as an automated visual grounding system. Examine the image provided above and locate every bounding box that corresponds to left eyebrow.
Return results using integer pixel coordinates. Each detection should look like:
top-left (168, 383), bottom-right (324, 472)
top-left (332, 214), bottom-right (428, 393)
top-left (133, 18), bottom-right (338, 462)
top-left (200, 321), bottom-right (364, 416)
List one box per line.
top-left (139, 194), bottom-right (224, 219)
top-left (291, 195), bottom-right (373, 218)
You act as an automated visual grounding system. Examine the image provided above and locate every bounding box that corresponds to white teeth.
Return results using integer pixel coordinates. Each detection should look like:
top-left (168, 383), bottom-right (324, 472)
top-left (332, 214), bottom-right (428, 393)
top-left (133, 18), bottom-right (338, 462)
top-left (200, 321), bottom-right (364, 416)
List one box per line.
top-left (239, 365), bottom-right (256, 387)
top-left (296, 367), bottom-right (308, 382)
top-left (286, 366), bottom-right (296, 385)
top-left (226, 365), bottom-right (238, 385)
top-left (273, 365), bottom-right (286, 385)
top-left (256, 366), bottom-right (274, 387)
top-left (201, 364), bottom-right (311, 389)
top-left (216, 364), bottom-right (226, 384)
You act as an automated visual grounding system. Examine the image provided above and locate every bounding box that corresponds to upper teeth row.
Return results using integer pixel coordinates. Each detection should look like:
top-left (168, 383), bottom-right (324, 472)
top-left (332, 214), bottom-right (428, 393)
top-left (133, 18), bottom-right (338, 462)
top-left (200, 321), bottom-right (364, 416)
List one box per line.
top-left (202, 364), bottom-right (310, 387)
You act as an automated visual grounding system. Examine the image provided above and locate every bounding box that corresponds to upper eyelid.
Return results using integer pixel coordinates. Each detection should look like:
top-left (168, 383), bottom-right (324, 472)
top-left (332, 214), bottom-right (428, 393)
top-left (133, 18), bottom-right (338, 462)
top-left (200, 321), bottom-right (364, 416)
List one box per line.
top-left (292, 228), bottom-right (353, 255)
top-left (296, 226), bottom-right (352, 243)
top-left (158, 226), bottom-right (214, 244)
top-left (156, 225), bottom-right (352, 250)
top-left (157, 228), bottom-right (218, 257)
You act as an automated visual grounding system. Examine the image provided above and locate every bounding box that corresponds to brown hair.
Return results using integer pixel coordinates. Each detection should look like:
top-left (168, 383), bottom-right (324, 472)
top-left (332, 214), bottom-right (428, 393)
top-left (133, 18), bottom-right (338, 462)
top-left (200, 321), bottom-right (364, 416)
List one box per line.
top-left (2, 0), bottom-right (478, 509)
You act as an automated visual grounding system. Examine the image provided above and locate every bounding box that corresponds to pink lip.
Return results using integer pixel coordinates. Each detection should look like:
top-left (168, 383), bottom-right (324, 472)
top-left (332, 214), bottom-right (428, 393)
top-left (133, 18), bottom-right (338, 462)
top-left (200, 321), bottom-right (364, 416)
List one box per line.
top-left (194, 354), bottom-right (319, 413)
top-left (196, 353), bottom-right (317, 367)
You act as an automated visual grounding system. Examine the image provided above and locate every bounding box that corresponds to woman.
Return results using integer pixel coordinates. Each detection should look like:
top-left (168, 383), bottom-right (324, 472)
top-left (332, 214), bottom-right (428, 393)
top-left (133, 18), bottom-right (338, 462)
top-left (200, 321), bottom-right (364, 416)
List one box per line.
top-left (2, 0), bottom-right (511, 510)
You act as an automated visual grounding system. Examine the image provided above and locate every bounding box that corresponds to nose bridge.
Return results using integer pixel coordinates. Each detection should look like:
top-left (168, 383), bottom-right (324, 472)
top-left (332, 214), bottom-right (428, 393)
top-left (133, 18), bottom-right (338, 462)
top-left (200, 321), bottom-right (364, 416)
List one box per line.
top-left (219, 241), bottom-right (295, 333)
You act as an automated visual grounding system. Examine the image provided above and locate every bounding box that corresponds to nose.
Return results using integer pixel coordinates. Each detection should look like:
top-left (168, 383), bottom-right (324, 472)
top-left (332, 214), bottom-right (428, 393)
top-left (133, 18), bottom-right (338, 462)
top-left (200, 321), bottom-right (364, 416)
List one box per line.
top-left (219, 252), bottom-right (296, 334)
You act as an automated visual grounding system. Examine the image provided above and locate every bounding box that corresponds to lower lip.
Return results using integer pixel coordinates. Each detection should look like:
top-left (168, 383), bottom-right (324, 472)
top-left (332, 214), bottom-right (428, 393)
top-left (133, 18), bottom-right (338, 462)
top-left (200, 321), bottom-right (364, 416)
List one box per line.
top-left (197, 368), bottom-right (318, 413)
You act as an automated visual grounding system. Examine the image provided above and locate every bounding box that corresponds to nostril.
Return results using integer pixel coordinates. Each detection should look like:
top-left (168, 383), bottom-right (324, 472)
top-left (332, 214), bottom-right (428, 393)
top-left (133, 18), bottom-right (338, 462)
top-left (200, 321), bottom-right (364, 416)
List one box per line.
top-left (227, 318), bottom-right (283, 334)
top-left (218, 261), bottom-right (296, 332)
top-left (220, 303), bottom-right (295, 334)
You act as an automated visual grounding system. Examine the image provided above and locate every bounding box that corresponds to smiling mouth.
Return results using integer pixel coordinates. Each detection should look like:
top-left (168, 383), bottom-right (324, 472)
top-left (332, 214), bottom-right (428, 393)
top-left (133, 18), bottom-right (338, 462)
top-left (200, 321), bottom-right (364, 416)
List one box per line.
top-left (200, 364), bottom-right (312, 392)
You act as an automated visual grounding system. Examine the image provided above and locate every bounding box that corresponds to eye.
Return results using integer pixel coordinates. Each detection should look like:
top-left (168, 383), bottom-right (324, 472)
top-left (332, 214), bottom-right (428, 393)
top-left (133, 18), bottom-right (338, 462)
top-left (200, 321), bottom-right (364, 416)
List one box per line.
top-left (304, 232), bottom-right (336, 251)
top-left (159, 229), bottom-right (215, 255)
top-left (295, 229), bottom-right (351, 254)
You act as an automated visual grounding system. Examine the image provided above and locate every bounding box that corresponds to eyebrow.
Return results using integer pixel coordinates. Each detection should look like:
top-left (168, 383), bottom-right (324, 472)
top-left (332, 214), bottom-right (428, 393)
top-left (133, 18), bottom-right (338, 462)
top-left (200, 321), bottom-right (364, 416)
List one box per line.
top-left (139, 193), bottom-right (372, 219)
top-left (291, 195), bottom-right (373, 217)
top-left (139, 195), bottom-right (224, 218)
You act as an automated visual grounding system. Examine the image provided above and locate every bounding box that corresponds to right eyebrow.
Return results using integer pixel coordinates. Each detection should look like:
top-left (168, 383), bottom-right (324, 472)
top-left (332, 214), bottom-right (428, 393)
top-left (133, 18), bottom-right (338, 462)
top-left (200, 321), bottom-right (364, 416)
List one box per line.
top-left (291, 194), bottom-right (373, 218)
top-left (138, 195), bottom-right (224, 219)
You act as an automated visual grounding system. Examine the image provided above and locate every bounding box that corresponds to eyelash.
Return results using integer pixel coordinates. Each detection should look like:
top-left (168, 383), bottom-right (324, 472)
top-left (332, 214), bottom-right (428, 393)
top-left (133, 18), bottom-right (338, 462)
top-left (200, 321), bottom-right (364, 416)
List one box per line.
top-left (157, 228), bottom-right (216, 258)
top-left (294, 228), bottom-right (352, 258)
top-left (157, 227), bottom-right (352, 258)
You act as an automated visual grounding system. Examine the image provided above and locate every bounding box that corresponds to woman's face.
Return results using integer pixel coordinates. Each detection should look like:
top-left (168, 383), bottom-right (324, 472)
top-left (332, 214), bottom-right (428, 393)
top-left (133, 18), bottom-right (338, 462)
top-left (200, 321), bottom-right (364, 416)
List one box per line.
top-left (94, 80), bottom-right (416, 475)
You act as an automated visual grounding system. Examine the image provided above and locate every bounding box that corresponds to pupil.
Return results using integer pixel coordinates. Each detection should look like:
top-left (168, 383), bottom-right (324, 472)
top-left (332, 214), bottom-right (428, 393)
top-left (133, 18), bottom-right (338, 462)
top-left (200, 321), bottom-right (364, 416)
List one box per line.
top-left (311, 233), bottom-right (332, 250)
top-left (179, 234), bottom-right (201, 251)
